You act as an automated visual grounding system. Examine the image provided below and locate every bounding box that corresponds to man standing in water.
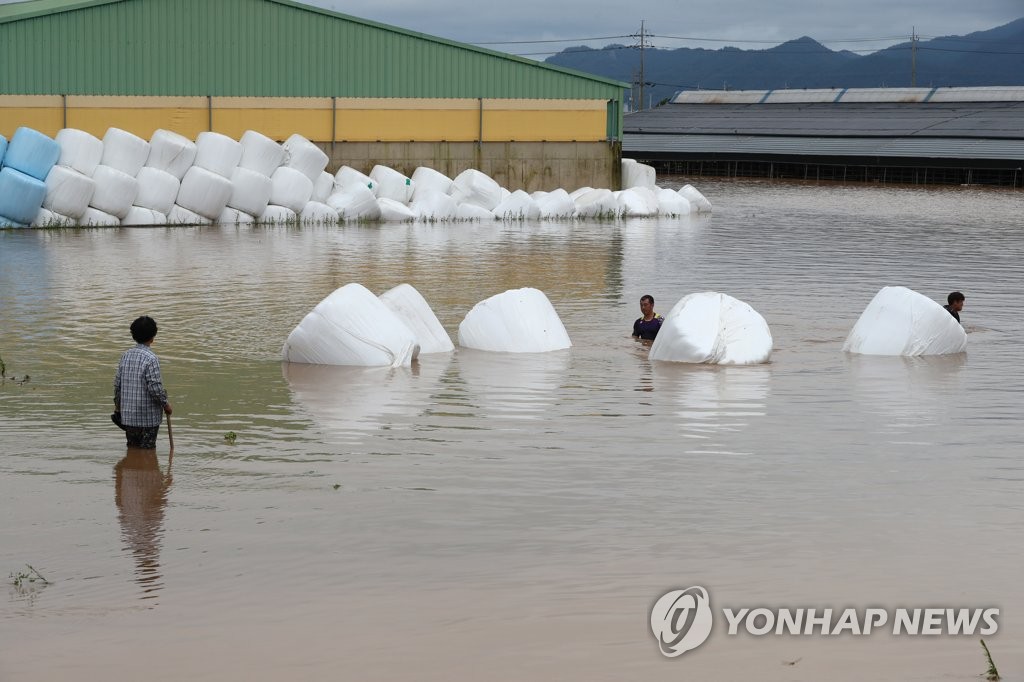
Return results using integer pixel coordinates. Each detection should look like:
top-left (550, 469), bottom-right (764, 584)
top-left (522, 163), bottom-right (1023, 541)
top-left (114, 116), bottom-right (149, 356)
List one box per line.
top-left (114, 316), bottom-right (172, 449)
top-left (944, 291), bottom-right (965, 323)
top-left (632, 294), bottom-right (664, 340)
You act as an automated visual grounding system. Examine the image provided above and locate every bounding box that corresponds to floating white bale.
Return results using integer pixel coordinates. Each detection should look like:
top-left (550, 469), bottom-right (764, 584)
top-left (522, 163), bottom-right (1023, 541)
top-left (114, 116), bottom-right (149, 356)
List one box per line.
top-left (79, 206), bottom-right (121, 226)
top-left (259, 204), bottom-right (298, 224)
top-left (312, 171), bottom-right (334, 203)
top-left (270, 166), bottom-right (314, 213)
top-left (299, 201), bottom-right (339, 225)
top-left (380, 283), bottom-right (454, 354)
top-left (282, 133), bottom-right (328, 182)
top-left (228, 166), bottom-right (273, 216)
top-left (32, 207), bottom-right (75, 227)
top-left (282, 282), bottom-right (420, 367)
top-left (239, 130), bottom-right (285, 176)
top-left (449, 169), bottom-right (503, 211)
top-left (621, 158), bottom-right (657, 189)
top-left (458, 287), bottom-right (572, 353)
top-left (218, 206), bottom-right (256, 225)
top-left (176, 166), bottom-right (233, 220)
top-left (43, 165), bottom-right (95, 219)
top-left (370, 165), bottom-right (414, 203)
top-left (533, 188), bottom-right (576, 219)
top-left (90, 165), bottom-right (138, 219)
top-left (167, 204), bottom-right (212, 226)
top-left (4, 127), bottom-right (61, 181)
top-left (410, 190), bottom-right (458, 221)
top-left (327, 184), bottom-right (381, 222)
top-left (333, 165), bottom-right (376, 194)
top-left (147, 129), bottom-right (197, 179)
top-left (122, 206), bottom-right (167, 226)
top-left (100, 128), bottom-right (150, 177)
top-left (55, 128), bottom-right (103, 177)
top-left (842, 286), bottom-right (967, 356)
top-left (377, 197), bottom-right (416, 222)
top-left (134, 167), bottom-right (180, 215)
top-left (493, 189), bottom-right (541, 221)
top-left (410, 166), bottom-right (453, 199)
top-left (574, 188), bottom-right (618, 218)
top-left (569, 186), bottom-right (594, 201)
top-left (655, 187), bottom-right (692, 216)
top-left (616, 187), bottom-right (659, 217)
top-left (678, 184), bottom-right (713, 213)
top-left (194, 131), bottom-right (243, 178)
top-left (454, 202), bottom-right (494, 221)
top-left (649, 292), bottom-right (773, 365)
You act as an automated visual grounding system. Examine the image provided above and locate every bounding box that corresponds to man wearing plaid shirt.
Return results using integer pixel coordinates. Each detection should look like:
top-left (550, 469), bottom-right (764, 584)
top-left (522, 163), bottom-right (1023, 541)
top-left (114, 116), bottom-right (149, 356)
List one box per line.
top-left (114, 316), bottom-right (173, 449)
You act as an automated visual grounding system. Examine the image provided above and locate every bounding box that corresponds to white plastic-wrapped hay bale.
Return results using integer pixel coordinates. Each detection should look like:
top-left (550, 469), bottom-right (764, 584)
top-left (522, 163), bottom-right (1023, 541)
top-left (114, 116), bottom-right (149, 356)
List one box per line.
top-left (678, 184), bottom-right (713, 213)
top-left (282, 133), bottom-right (328, 182)
top-left (270, 166), bottom-right (314, 213)
top-left (411, 190), bottom-right (458, 221)
top-left (377, 197), bottom-right (416, 222)
top-left (147, 129), bottom-right (197, 179)
top-left (410, 166), bottom-right (453, 199)
top-left (32, 207), bottom-right (76, 227)
top-left (194, 131), bottom-right (243, 178)
top-left (79, 206), bottom-right (121, 226)
top-left (218, 206), bottom-right (256, 225)
top-left (101, 128), bottom-right (150, 177)
top-left (122, 206), bottom-right (167, 226)
top-left (55, 128), bottom-right (103, 177)
top-left (312, 171), bottom-right (334, 203)
top-left (458, 287), bottom-right (572, 353)
top-left (655, 187), bottom-right (692, 216)
top-left (621, 158), bottom-right (657, 189)
top-left (569, 186), bottom-right (594, 201)
top-left (380, 283), bottom-right (454, 354)
top-left (90, 165), bottom-right (139, 219)
top-left (616, 187), bottom-right (659, 217)
top-left (259, 204), bottom-right (297, 224)
top-left (43, 165), bottom-right (95, 219)
top-left (177, 166), bottom-right (233, 220)
top-left (449, 169), bottom-right (503, 211)
top-left (299, 201), bottom-right (339, 225)
top-left (649, 292), bottom-right (773, 365)
top-left (574, 188), bottom-right (618, 218)
top-left (134, 167), bottom-right (180, 215)
top-left (282, 282), bottom-right (420, 367)
top-left (533, 188), bottom-right (576, 219)
top-left (327, 184), bottom-right (381, 222)
top-left (239, 130), bottom-right (285, 176)
top-left (167, 204), bottom-right (212, 226)
top-left (370, 165), bottom-right (414, 203)
top-left (228, 167), bottom-right (273, 216)
top-left (454, 202), bottom-right (494, 221)
top-left (843, 286), bottom-right (967, 356)
top-left (333, 165), bottom-right (376, 194)
top-left (4, 127), bottom-right (61, 181)
top-left (493, 190), bottom-right (541, 221)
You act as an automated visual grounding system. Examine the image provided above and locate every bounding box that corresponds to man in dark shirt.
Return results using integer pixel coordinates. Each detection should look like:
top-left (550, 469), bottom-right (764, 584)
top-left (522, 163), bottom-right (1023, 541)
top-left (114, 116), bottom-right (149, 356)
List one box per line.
top-left (632, 294), bottom-right (664, 340)
top-left (943, 291), bottom-right (965, 323)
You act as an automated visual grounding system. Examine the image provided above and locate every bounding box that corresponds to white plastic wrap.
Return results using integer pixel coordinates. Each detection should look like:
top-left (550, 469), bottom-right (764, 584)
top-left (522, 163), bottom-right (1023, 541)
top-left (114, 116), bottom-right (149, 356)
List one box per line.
top-left (147, 129), bottom-right (197, 179)
top-left (312, 171), bottom-right (334, 203)
top-left (616, 187), bottom-right (659, 217)
top-left (574, 188), bottom-right (618, 218)
top-left (218, 206), bottom-right (256, 225)
top-left (270, 166), bottom-right (314, 214)
top-left (533, 188), bottom-right (576, 219)
top-left (134, 167), bottom-right (180, 215)
top-left (678, 184), bottom-right (713, 213)
top-left (333, 166), bottom-right (376, 194)
top-left (79, 206), bottom-right (121, 226)
top-left (649, 292), bottom-right (773, 365)
top-left (100, 128), bottom-right (150, 177)
top-left (193, 131), bottom-right (243, 178)
top-left (3, 127), bottom-right (61, 181)
top-left (259, 204), bottom-right (298, 224)
top-left (493, 190), bottom-right (541, 221)
top-left (299, 201), bottom-right (339, 225)
top-left (449, 168), bottom-right (503, 210)
top-left (458, 287), bottom-right (572, 353)
top-left (380, 283), bottom-right (454, 354)
top-left (370, 164), bottom-right (414, 203)
top-left (282, 282), bottom-right (420, 367)
top-left (656, 187), bottom-right (692, 216)
top-left (327, 185), bottom-right (381, 222)
top-left (621, 158), bottom-right (657, 188)
top-left (842, 286), bottom-right (967, 356)
top-left (55, 128), bottom-right (103, 177)
top-left (410, 166), bottom-right (453, 199)
top-left (377, 197), bottom-right (416, 222)
top-left (167, 204), bottom-right (213, 225)
top-left (454, 202), bottom-right (494, 221)
top-left (227, 166), bottom-right (273, 216)
top-left (239, 130), bottom-right (285, 176)
top-left (282, 133), bottom-right (328, 182)
top-left (569, 186), bottom-right (594, 201)
top-left (177, 166), bottom-right (233, 220)
top-left (32, 207), bottom-right (75, 227)
top-left (43, 165), bottom-right (95, 219)
top-left (122, 206), bottom-right (167, 226)
top-left (411, 190), bottom-right (458, 222)
top-left (90, 164), bottom-right (139, 219)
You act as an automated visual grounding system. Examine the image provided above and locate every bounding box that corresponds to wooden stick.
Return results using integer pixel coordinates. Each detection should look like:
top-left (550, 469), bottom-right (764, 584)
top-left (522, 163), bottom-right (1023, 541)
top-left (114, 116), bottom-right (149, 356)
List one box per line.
top-left (167, 414), bottom-right (174, 453)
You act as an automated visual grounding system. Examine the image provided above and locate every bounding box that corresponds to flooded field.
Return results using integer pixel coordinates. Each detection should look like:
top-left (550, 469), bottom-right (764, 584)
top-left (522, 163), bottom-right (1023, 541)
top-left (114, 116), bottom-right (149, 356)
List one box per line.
top-left (2, 179), bottom-right (1022, 681)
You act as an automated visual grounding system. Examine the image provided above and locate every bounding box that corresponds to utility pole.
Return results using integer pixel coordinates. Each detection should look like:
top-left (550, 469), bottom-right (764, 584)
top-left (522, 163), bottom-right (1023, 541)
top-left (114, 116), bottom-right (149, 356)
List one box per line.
top-left (631, 20), bottom-right (649, 111)
top-left (911, 26), bottom-right (917, 87)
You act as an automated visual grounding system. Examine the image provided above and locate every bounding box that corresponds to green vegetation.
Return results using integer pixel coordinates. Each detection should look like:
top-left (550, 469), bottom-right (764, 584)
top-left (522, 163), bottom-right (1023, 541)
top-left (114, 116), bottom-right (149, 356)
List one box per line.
top-left (224, 431), bottom-right (238, 445)
top-left (9, 564), bottom-right (51, 588)
top-left (0, 353), bottom-right (5, 378)
top-left (981, 639), bottom-right (1000, 681)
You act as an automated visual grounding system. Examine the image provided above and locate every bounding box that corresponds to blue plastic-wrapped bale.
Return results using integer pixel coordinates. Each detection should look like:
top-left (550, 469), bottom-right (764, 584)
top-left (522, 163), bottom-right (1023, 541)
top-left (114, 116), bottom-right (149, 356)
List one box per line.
top-left (0, 167), bottom-right (48, 225)
top-left (4, 127), bottom-right (61, 181)
top-left (0, 133), bottom-right (8, 162)
top-left (0, 215), bottom-right (27, 228)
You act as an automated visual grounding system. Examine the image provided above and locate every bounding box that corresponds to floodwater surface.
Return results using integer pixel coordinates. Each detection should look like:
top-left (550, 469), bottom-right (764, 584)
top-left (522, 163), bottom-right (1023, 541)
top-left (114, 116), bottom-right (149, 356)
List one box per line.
top-left (1, 179), bottom-right (1022, 681)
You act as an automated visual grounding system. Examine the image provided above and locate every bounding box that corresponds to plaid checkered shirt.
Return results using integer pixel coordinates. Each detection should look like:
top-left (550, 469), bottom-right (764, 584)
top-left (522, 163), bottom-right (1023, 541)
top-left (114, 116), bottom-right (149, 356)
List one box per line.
top-left (114, 344), bottom-right (168, 427)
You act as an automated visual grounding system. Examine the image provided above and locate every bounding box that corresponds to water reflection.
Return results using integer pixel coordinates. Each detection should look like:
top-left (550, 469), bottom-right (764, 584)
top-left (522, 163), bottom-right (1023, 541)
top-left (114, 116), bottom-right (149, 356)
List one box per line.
top-left (848, 353), bottom-right (967, 432)
top-left (114, 449), bottom-right (172, 601)
top-left (456, 349), bottom-right (571, 420)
